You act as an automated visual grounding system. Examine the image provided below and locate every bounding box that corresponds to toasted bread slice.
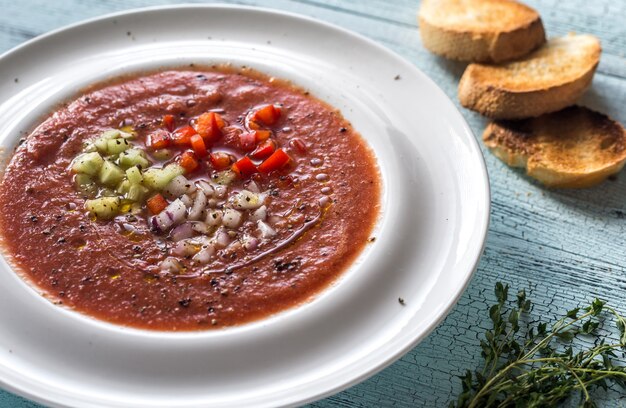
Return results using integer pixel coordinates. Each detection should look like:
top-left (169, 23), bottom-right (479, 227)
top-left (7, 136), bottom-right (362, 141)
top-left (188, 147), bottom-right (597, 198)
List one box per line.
top-left (419, 0), bottom-right (545, 63)
top-left (459, 34), bottom-right (601, 119)
top-left (483, 106), bottom-right (626, 188)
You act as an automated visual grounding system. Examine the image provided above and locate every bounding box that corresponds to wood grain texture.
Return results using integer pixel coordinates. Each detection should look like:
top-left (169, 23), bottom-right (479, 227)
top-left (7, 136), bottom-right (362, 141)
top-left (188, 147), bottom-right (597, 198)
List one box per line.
top-left (0, 0), bottom-right (625, 406)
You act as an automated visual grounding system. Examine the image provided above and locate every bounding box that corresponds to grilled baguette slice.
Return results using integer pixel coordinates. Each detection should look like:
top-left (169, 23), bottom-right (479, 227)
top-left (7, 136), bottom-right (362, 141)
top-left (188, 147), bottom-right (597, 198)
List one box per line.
top-left (459, 34), bottom-right (601, 119)
top-left (483, 106), bottom-right (626, 188)
top-left (418, 0), bottom-right (545, 63)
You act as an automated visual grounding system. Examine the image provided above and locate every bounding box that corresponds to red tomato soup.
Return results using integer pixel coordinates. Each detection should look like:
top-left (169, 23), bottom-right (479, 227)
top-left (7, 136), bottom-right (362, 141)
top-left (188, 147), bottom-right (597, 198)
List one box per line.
top-left (0, 67), bottom-right (380, 331)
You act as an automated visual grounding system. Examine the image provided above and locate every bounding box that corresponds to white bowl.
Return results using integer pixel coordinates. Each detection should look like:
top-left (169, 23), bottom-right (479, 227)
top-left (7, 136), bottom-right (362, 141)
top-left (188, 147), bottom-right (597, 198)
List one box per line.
top-left (0, 5), bottom-right (489, 408)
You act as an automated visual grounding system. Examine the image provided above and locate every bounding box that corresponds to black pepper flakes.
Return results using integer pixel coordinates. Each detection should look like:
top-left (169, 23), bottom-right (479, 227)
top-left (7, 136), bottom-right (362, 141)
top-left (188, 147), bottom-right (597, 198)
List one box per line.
top-left (178, 298), bottom-right (192, 308)
top-left (273, 258), bottom-right (300, 272)
top-left (398, 297), bottom-right (405, 305)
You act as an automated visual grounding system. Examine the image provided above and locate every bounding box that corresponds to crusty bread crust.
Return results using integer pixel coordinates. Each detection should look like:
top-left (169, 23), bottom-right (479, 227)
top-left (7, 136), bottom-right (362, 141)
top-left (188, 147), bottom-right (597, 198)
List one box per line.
top-left (483, 106), bottom-right (626, 188)
top-left (419, 0), bottom-right (545, 63)
top-left (459, 34), bottom-right (601, 119)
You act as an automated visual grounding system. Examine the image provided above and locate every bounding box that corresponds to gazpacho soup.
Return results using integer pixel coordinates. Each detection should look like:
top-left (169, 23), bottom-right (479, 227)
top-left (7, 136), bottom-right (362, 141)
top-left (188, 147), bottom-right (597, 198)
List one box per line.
top-left (0, 66), bottom-right (380, 330)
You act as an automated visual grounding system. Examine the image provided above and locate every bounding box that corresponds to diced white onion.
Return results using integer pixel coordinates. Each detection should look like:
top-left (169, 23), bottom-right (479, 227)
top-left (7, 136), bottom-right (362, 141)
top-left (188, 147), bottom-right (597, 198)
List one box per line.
top-left (226, 240), bottom-right (242, 253)
top-left (222, 209), bottom-right (243, 228)
top-left (190, 221), bottom-right (211, 234)
top-left (151, 199), bottom-right (187, 232)
top-left (214, 185), bottom-right (227, 198)
top-left (205, 210), bottom-right (222, 226)
top-left (188, 235), bottom-right (212, 246)
top-left (214, 229), bottom-right (231, 248)
top-left (121, 223), bottom-right (137, 234)
top-left (180, 194), bottom-right (193, 207)
top-left (170, 222), bottom-right (194, 241)
top-left (257, 220), bottom-right (276, 238)
top-left (164, 175), bottom-right (195, 197)
top-left (172, 239), bottom-right (200, 256)
top-left (192, 245), bottom-right (215, 264)
top-left (249, 205), bottom-right (267, 221)
top-left (230, 190), bottom-right (266, 210)
top-left (196, 180), bottom-right (215, 197)
top-left (188, 190), bottom-right (207, 221)
top-left (242, 235), bottom-right (259, 251)
top-left (245, 180), bottom-right (261, 193)
top-left (159, 257), bottom-right (182, 273)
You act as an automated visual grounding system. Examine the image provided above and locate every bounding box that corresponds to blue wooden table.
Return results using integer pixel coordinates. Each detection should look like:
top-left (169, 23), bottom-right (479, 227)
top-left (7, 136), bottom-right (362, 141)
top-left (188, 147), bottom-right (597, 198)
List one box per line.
top-left (1, 0), bottom-right (625, 406)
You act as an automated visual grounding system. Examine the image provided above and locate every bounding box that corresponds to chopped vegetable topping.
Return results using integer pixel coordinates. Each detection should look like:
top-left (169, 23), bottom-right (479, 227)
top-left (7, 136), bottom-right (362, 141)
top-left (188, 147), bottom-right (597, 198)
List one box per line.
top-left (258, 149), bottom-right (291, 173)
top-left (252, 104), bottom-right (281, 125)
top-left (253, 130), bottom-right (271, 142)
top-left (147, 194), bottom-right (168, 215)
top-left (190, 134), bottom-right (208, 157)
top-left (162, 114), bottom-right (176, 132)
top-left (172, 125), bottom-right (197, 146)
top-left (232, 156), bottom-right (258, 178)
top-left (209, 152), bottom-right (233, 171)
top-left (70, 102), bottom-right (299, 247)
top-left (239, 132), bottom-right (257, 151)
top-left (147, 129), bottom-right (171, 150)
top-left (250, 140), bottom-right (276, 160)
top-left (178, 151), bottom-right (199, 173)
top-left (196, 112), bottom-right (225, 142)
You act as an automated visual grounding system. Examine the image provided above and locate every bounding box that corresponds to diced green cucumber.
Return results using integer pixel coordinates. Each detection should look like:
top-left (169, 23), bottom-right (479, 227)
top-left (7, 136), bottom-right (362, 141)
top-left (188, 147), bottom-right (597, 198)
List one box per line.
top-left (118, 149), bottom-right (150, 169)
top-left (85, 197), bottom-right (120, 220)
top-left (106, 138), bottom-right (131, 155)
top-left (118, 128), bottom-right (136, 139)
top-left (99, 160), bottom-right (125, 186)
top-left (75, 174), bottom-right (98, 197)
top-left (116, 179), bottom-right (131, 195)
top-left (99, 188), bottom-right (117, 197)
top-left (143, 164), bottom-right (185, 190)
top-left (151, 149), bottom-right (174, 161)
top-left (213, 170), bottom-right (237, 185)
top-left (92, 130), bottom-right (121, 153)
top-left (125, 166), bottom-right (143, 184)
top-left (126, 184), bottom-right (149, 202)
top-left (71, 152), bottom-right (104, 176)
top-left (100, 129), bottom-right (121, 140)
top-left (93, 137), bottom-right (109, 153)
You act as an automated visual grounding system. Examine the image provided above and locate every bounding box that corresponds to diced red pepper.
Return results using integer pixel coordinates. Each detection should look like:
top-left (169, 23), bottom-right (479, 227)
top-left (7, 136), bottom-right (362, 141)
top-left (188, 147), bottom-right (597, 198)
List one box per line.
top-left (190, 134), bottom-right (208, 157)
top-left (248, 120), bottom-right (261, 131)
top-left (196, 112), bottom-right (225, 142)
top-left (231, 156), bottom-right (258, 178)
top-left (252, 104), bottom-right (281, 125)
top-left (258, 148), bottom-right (291, 173)
top-left (290, 138), bottom-right (307, 154)
top-left (250, 139), bottom-right (276, 160)
top-left (146, 129), bottom-right (171, 150)
top-left (162, 114), bottom-right (176, 132)
top-left (172, 125), bottom-right (197, 146)
top-left (254, 130), bottom-right (271, 142)
top-left (209, 152), bottom-right (233, 171)
top-left (239, 132), bottom-right (257, 151)
top-left (147, 194), bottom-right (168, 215)
top-left (178, 151), bottom-right (199, 173)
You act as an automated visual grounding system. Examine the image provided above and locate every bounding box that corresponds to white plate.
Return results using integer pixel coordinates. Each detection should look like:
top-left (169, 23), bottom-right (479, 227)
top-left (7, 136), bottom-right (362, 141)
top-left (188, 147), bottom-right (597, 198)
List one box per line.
top-left (0, 5), bottom-right (489, 408)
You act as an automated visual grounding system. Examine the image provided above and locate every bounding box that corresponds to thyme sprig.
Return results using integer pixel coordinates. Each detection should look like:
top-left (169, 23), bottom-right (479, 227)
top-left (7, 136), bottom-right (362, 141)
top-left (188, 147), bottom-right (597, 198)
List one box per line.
top-left (451, 283), bottom-right (626, 408)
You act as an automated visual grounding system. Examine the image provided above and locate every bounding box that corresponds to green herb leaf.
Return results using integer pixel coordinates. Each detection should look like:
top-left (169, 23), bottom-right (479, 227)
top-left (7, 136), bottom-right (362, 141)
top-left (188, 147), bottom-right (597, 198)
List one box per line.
top-left (451, 283), bottom-right (626, 408)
